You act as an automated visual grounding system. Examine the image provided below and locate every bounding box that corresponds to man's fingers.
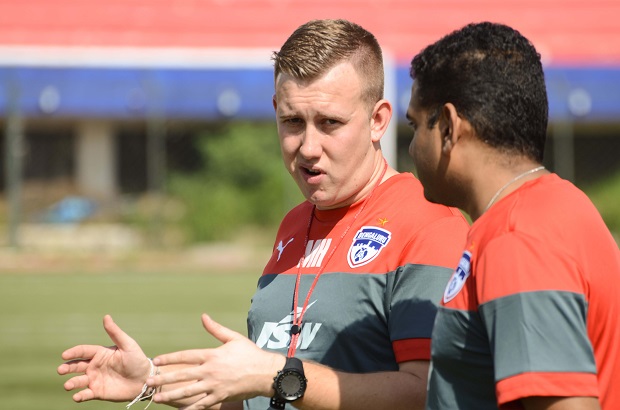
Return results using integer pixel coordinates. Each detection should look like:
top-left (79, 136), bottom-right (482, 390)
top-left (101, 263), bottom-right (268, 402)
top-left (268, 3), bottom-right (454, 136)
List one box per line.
top-left (57, 360), bottom-right (90, 375)
top-left (153, 349), bottom-right (207, 366)
top-left (61, 345), bottom-right (102, 361)
top-left (72, 388), bottom-right (96, 403)
top-left (63, 374), bottom-right (91, 391)
top-left (178, 393), bottom-right (216, 410)
top-left (201, 314), bottom-right (241, 344)
top-left (148, 365), bottom-right (204, 388)
top-left (154, 383), bottom-right (209, 405)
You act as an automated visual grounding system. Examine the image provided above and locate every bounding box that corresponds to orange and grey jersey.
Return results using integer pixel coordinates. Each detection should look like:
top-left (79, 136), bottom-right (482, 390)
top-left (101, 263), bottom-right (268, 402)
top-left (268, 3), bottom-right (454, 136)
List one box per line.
top-left (428, 174), bottom-right (620, 410)
top-left (245, 173), bottom-right (468, 409)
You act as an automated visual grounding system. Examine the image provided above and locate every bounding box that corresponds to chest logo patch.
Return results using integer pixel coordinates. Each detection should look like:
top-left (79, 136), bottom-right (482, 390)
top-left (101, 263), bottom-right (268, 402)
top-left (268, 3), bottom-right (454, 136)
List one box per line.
top-left (347, 226), bottom-right (392, 268)
top-left (443, 250), bottom-right (472, 303)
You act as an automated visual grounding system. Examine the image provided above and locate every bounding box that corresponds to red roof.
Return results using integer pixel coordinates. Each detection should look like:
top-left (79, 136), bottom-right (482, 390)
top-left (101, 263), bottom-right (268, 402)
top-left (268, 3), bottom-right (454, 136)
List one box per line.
top-left (1, 0), bottom-right (619, 65)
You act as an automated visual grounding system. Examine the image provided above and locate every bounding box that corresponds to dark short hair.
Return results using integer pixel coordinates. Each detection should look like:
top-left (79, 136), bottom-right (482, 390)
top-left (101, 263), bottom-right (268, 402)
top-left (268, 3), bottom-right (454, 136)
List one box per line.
top-left (410, 22), bottom-right (548, 162)
top-left (273, 19), bottom-right (384, 110)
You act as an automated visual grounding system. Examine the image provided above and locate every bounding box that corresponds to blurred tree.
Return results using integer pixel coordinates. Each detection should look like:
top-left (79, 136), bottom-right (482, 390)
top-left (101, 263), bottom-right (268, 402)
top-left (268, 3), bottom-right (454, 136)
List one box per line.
top-left (169, 121), bottom-right (300, 243)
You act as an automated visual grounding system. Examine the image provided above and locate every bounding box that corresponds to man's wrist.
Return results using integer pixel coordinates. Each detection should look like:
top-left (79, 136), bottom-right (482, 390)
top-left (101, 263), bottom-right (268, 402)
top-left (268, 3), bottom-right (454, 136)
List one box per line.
top-left (271, 357), bottom-right (307, 406)
top-left (265, 355), bottom-right (287, 397)
top-left (127, 358), bottom-right (159, 409)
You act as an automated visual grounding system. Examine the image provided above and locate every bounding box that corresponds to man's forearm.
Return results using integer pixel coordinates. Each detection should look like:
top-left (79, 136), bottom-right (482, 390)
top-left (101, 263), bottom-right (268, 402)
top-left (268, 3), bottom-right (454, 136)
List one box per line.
top-left (291, 360), bottom-right (428, 410)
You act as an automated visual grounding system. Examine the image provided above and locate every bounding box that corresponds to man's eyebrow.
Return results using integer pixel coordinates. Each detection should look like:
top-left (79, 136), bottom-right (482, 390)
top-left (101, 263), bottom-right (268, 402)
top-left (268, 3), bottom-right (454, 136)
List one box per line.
top-left (277, 115), bottom-right (298, 122)
top-left (276, 110), bottom-right (298, 119)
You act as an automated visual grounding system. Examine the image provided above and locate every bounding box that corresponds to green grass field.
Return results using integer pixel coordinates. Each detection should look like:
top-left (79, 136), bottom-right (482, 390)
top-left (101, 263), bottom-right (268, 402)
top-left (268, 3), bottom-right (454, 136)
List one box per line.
top-left (0, 269), bottom-right (260, 410)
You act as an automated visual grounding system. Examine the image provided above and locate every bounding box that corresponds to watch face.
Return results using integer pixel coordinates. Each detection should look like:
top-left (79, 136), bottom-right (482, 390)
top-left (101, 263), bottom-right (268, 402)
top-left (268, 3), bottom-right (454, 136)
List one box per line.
top-left (277, 370), bottom-right (307, 401)
top-left (281, 374), bottom-right (302, 394)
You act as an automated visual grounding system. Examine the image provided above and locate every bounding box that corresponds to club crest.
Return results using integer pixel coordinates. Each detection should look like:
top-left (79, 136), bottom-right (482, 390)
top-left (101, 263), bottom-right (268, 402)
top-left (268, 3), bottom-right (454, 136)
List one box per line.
top-left (443, 250), bottom-right (472, 303)
top-left (347, 226), bottom-right (392, 268)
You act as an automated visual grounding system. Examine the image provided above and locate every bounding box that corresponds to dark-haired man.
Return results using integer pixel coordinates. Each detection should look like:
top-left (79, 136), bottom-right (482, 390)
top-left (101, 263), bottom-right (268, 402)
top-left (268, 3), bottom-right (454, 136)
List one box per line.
top-left (407, 21), bottom-right (620, 410)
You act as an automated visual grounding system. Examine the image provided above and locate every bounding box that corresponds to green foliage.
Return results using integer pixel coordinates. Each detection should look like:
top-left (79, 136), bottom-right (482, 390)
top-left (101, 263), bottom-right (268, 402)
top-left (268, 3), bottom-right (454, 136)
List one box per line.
top-left (584, 169), bottom-right (620, 242)
top-left (168, 121), bottom-right (301, 243)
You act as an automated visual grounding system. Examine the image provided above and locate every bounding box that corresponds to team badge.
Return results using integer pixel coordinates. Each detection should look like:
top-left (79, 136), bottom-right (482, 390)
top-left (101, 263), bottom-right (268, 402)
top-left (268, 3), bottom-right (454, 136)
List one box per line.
top-left (347, 226), bottom-right (392, 268)
top-left (443, 250), bottom-right (472, 303)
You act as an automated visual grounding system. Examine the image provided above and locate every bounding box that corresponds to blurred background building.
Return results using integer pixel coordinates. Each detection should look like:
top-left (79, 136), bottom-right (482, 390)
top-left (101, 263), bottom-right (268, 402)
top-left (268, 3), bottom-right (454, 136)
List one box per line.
top-left (1, 0), bottom-right (619, 250)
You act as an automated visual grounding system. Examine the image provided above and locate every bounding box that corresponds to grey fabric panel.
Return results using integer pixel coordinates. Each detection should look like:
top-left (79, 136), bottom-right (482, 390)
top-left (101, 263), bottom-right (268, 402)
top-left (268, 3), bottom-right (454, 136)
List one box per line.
top-left (244, 397), bottom-right (269, 410)
top-left (249, 272), bottom-right (395, 373)
top-left (248, 267), bottom-right (453, 410)
top-left (249, 265), bottom-right (451, 372)
top-left (388, 264), bottom-right (454, 340)
top-left (479, 290), bottom-right (596, 381)
top-left (427, 307), bottom-right (497, 410)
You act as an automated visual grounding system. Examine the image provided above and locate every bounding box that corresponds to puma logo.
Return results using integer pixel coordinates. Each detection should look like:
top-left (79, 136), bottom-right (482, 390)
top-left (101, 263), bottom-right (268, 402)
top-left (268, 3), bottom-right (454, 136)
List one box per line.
top-left (276, 238), bottom-right (294, 261)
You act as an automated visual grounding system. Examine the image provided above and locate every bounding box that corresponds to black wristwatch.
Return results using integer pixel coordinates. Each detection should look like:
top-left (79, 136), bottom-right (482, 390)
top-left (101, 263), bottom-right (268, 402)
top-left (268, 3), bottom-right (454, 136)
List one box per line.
top-left (269, 357), bottom-right (307, 409)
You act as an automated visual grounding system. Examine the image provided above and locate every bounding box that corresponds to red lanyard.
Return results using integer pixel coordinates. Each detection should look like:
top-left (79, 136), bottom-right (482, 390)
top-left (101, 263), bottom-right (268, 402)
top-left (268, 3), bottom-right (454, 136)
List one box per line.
top-left (287, 159), bottom-right (388, 358)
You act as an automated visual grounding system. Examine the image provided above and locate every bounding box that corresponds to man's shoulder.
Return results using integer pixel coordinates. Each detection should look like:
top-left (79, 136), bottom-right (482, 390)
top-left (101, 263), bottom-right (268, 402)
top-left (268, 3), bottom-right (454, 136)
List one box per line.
top-left (382, 173), bottom-right (436, 204)
top-left (380, 173), bottom-right (466, 220)
top-left (281, 201), bottom-right (314, 221)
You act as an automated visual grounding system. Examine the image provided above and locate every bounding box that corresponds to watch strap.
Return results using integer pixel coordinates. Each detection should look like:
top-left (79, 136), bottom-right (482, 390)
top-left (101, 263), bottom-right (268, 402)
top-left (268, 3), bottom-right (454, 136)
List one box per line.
top-left (271, 357), bottom-right (306, 407)
top-left (283, 357), bottom-right (304, 374)
top-left (269, 397), bottom-right (286, 409)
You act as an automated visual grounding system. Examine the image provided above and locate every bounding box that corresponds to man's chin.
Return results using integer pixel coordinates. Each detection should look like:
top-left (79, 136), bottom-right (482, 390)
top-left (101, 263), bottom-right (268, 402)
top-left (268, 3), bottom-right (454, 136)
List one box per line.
top-left (308, 196), bottom-right (340, 210)
top-left (308, 196), bottom-right (328, 208)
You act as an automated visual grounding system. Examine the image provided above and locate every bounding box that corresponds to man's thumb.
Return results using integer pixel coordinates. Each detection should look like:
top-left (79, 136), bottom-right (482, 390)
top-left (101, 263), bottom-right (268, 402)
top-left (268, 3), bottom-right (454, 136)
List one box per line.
top-left (201, 313), bottom-right (239, 344)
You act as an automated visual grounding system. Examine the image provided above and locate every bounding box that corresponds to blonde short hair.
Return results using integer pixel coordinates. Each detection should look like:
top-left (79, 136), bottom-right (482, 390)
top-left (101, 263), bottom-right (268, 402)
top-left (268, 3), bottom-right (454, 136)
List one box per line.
top-left (272, 19), bottom-right (385, 110)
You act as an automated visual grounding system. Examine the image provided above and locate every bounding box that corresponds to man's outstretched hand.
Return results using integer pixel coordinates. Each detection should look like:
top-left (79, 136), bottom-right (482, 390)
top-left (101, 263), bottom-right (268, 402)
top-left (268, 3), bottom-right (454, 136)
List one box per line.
top-left (147, 314), bottom-right (284, 410)
top-left (57, 315), bottom-right (152, 403)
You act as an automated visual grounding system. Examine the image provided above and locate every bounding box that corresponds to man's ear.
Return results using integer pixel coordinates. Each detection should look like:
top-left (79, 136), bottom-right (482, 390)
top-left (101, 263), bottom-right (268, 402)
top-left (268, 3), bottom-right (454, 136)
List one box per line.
top-left (370, 99), bottom-right (393, 142)
top-left (440, 103), bottom-right (462, 155)
top-left (272, 94), bottom-right (277, 111)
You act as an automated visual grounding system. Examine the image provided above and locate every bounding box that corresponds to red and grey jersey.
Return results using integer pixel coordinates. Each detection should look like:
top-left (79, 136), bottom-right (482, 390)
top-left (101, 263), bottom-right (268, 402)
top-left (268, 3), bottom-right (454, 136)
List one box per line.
top-left (428, 174), bottom-right (620, 410)
top-left (245, 173), bottom-right (469, 409)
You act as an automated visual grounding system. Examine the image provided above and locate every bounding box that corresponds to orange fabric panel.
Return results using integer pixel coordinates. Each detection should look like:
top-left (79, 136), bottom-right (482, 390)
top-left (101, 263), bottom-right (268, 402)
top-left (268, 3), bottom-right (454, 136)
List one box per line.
top-left (497, 372), bottom-right (599, 408)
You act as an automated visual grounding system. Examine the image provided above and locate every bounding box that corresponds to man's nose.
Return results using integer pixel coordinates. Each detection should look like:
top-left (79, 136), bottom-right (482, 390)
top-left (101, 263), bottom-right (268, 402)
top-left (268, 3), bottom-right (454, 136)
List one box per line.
top-left (299, 126), bottom-right (322, 159)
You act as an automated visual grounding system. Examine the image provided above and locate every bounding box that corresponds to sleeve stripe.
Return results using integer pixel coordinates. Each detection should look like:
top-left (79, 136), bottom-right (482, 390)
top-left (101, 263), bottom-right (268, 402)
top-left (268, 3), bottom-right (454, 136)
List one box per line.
top-left (496, 371), bottom-right (599, 405)
top-left (393, 338), bottom-right (431, 362)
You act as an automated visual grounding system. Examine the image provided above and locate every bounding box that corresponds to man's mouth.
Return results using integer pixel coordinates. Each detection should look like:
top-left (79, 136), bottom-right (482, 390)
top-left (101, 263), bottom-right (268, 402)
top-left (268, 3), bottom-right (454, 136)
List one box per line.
top-left (302, 166), bottom-right (322, 176)
top-left (305, 168), bottom-right (321, 176)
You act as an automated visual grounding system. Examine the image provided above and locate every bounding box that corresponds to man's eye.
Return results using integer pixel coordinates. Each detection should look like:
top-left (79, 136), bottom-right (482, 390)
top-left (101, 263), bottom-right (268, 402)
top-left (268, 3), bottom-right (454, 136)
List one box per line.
top-left (408, 121), bottom-right (417, 131)
top-left (285, 118), bottom-right (302, 125)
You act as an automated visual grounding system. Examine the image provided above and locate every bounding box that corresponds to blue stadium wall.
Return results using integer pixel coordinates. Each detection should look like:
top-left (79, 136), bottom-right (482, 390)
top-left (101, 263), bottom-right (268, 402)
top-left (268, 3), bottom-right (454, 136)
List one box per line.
top-left (1, 66), bottom-right (619, 122)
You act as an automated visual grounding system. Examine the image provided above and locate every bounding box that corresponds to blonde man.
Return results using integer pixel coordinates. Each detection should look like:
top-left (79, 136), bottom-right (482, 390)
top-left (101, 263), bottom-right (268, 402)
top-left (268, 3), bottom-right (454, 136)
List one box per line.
top-left (59, 19), bottom-right (469, 410)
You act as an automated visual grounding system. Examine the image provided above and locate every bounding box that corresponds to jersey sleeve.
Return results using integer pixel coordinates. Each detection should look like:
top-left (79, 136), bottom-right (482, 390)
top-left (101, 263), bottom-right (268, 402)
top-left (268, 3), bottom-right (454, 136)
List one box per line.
top-left (389, 215), bottom-right (468, 362)
top-left (477, 233), bottom-right (599, 405)
top-left (389, 263), bottom-right (454, 361)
